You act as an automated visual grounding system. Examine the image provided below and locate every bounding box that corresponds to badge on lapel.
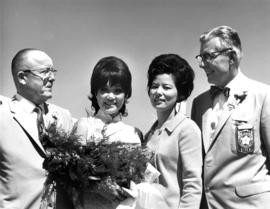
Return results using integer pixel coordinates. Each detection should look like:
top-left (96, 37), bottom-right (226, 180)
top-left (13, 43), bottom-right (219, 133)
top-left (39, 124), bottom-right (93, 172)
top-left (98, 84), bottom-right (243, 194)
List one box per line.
top-left (236, 123), bottom-right (254, 154)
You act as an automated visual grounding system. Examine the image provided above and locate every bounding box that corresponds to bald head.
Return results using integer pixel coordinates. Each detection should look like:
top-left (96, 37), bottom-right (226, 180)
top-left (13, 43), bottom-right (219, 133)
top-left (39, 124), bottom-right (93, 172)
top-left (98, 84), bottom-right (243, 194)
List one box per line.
top-left (11, 48), bottom-right (55, 104)
top-left (11, 48), bottom-right (53, 77)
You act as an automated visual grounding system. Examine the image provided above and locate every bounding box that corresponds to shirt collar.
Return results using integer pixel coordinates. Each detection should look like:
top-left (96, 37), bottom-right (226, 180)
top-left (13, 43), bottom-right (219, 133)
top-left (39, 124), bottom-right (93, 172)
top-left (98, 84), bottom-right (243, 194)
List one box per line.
top-left (14, 93), bottom-right (37, 114)
top-left (226, 70), bottom-right (243, 89)
top-left (225, 70), bottom-right (247, 96)
top-left (150, 112), bottom-right (187, 135)
top-left (14, 94), bottom-right (47, 114)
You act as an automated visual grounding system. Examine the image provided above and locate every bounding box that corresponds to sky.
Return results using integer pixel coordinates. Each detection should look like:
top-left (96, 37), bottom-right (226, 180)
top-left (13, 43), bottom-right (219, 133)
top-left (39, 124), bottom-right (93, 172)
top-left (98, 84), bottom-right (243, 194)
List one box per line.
top-left (1, 0), bottom-right (270, 133)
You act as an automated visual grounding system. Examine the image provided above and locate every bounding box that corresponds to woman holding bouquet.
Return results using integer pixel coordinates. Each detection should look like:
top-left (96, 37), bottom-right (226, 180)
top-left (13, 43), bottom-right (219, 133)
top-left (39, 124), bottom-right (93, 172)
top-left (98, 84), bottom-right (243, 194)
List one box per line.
top-left (142, 54), bottom-right (203, 209)
top-left (71, 56), bottom-right (142, 209)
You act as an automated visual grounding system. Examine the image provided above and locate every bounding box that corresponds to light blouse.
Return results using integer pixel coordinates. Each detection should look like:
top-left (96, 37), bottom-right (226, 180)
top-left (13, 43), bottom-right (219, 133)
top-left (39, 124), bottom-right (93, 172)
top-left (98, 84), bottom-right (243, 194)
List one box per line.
top-left (72, 111), bottom-right (141, 209)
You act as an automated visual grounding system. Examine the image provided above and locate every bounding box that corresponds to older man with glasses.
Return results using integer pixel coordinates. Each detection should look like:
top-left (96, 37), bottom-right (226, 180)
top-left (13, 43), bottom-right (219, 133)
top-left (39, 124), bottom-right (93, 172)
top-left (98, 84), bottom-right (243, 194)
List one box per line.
top-left (191, 26), bottom-right (270, 209)
top-left (0, 48), bottom-right (74, 209)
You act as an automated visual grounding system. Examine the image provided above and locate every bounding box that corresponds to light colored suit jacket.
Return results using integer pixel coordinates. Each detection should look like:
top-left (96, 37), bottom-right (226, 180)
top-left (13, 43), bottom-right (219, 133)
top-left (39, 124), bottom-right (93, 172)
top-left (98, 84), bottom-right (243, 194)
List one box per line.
top-left (191, 73), bottom-right (270, 209)
top-left (0, 96), bottom-right (73, 209)
top-left (0, 95), bottom-right (10, 105)
top-left (145, 112), bottom-right (202, 209)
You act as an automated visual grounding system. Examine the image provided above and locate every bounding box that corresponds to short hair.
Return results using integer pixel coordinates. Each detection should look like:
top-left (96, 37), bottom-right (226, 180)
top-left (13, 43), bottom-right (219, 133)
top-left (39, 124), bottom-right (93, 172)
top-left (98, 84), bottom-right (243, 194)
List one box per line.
top-left (200, 26), bottom-right (242, 65)
top-left (11, 48), bottom-right (42, 87)
top-left (147, 54), bottom-right (194, 102)
top-left (89, 56), bottom-right (132, 115)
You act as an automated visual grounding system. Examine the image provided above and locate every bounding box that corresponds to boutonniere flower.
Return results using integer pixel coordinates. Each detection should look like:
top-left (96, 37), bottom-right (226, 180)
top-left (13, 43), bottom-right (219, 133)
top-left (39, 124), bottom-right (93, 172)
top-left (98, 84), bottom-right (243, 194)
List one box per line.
top-left (50, 111), bottom-right (59, 127)
top-left (227, 103), bottom-right (236, 111)
top-left (234, 91), bottom-right (248, 104)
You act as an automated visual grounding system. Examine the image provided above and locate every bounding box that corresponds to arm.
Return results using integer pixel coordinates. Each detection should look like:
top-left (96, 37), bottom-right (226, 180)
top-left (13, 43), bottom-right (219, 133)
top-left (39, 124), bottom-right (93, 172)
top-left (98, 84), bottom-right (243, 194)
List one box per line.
top-left (260, 87), bottom-right (270, 164)
top-left (178, 119), bottom-right (203, 209)
top-left (60, 109), bottom-right (75, 134)
top-left (73, 118), bottom-right (89, 145)
top-left (191, 99), bottom-right (196, 122)
top-left (134, 127), bottom-right (144, 144)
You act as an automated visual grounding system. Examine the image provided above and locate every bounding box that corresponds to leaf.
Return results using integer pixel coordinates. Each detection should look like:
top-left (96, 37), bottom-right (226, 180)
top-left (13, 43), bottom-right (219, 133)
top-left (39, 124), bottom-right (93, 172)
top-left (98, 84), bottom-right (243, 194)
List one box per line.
top-left (42, 124), bottom-right (154, 202)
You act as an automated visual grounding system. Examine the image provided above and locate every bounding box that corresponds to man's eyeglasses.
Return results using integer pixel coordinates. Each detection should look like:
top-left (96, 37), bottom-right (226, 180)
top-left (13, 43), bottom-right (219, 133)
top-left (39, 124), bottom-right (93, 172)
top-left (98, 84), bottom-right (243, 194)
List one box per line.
top-left (195, 48), bottom-right (232, 63)
top-left (21, 67), bottom-right (57, 80)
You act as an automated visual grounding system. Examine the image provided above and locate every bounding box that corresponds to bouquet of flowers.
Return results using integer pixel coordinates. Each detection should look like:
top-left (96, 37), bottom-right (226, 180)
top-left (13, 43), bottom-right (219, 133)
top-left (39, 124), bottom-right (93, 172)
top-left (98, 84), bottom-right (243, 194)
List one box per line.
top-left (41, 124), bottom-right (153, 208)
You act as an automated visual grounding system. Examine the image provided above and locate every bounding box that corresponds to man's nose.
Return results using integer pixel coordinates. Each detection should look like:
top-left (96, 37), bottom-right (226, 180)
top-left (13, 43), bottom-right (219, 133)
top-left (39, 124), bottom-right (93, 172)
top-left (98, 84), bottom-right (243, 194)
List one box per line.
top-left (44, 72), bottom-right (55, 83)
top-left (198, 59), bottom-right (205, 68)
top-left (47, 73), bottom-right (55, 81)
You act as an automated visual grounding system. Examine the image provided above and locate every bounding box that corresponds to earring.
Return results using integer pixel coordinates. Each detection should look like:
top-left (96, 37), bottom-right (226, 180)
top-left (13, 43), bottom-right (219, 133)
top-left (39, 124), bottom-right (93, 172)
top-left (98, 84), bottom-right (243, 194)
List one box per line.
top-left (122, 99), bottom-right (128, 117)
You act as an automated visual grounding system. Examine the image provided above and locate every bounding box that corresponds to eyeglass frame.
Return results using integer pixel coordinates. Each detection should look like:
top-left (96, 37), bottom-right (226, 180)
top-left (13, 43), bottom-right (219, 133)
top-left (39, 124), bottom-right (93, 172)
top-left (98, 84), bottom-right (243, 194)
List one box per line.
top-left (195, 47), bottom-right (233, 63)
top-left (20, 67), bottom-right (57, 80)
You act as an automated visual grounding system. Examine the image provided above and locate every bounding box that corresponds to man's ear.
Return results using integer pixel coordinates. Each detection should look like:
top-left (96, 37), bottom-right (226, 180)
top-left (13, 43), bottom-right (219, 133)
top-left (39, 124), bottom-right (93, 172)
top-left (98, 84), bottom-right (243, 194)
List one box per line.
top-left (17, 71), bottom-right (27, 85)
top-left (228, 51), bottom-right (237, 65)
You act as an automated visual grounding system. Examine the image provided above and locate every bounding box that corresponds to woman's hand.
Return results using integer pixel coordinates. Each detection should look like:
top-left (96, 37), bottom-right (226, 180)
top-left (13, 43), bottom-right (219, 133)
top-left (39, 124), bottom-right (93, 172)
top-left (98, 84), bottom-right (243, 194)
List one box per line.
top-left (96, 176), bottom-right (130, 202)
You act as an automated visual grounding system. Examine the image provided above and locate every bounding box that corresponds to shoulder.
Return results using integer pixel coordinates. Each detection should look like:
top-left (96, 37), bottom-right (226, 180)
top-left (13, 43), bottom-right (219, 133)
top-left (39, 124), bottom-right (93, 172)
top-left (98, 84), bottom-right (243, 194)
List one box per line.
top-left (120, 122), bottom-right (143, 143)
top-left (0, 96), bottom-right (11, 113)
top-left (0, 95), bottom-right (10, 106)
top-left (0, 97), bottom-right (11, 121)
top-left (247, 77), bottom-right (270, 92)
top-left (176, 113), bottom-right (199, 129)
top-left (144, 120), bottom-right (157, 139)
top-left (236, 76), bottom-right (270, 103)
top-left (73, 117), bottom-right (90, 140)
top-left (74, 117), bottom-right (90, 130)
top-left (46, 103), bottom-right (75, 131)
top-left (75, 117), bottom-right (89, 127)
top-left (46, 103), bottom-right (75, 122)
top-left (193, 90), bottom-right (210, 103)
top-left (134, 127), bottom-right (144, 143)
top-left (171, 113), bottom-right (201, 138)
top-left (181, 117), bottom-right (201, 133)
top-left (0, 95), bottom-right (9, 102)
top-left (175, 116), bottom-right (202, 149)
top-left (47, 103), bottom-right (71, 115)
top-left (234, 73), bottom-right (269, 92)
top-left (74, 116), bottom-right (100, 130)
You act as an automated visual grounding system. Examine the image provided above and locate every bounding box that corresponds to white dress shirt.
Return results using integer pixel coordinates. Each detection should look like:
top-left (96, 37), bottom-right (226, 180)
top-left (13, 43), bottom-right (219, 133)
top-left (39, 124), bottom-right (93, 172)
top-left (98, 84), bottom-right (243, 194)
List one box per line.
top-left (205, 71), bottom-right (244, 151)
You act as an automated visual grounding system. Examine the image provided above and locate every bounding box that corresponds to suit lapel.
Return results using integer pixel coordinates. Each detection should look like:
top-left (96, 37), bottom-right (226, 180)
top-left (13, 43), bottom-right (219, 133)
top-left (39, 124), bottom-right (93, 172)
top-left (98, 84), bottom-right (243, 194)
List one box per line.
top-left (207, 74), bottom-right (249, 151)
top-left (202, 96), bottom-right (213, 152)
top-left (9, 99), bottom-right (46, 154)
top-left (208, 102), bottom-right (236, 148)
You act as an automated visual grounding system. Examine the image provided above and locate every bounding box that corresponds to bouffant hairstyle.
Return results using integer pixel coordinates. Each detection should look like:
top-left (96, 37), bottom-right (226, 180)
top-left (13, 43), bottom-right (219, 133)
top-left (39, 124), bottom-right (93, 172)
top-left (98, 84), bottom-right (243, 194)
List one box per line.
top-left (147, 54), bottom-right (194, 102)
top-left (89, 56), bottom-right (132, 115)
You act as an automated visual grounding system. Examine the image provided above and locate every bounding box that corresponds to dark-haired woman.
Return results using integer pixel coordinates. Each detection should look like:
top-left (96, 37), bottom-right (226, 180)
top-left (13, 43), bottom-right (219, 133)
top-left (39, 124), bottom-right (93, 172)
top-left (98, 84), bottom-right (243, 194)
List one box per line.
top-left (143, 54), bottom-right (202, 209)
top-left (73, 56), bottom-right (142, 209)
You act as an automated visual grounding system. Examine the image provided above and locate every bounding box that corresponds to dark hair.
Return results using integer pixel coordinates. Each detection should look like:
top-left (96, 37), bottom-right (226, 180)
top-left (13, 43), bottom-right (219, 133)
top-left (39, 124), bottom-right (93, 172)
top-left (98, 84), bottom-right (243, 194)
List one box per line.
top-left (89, 56), bottom-right (132, 115)
top-left (147, 54), bottom-right (194, 102)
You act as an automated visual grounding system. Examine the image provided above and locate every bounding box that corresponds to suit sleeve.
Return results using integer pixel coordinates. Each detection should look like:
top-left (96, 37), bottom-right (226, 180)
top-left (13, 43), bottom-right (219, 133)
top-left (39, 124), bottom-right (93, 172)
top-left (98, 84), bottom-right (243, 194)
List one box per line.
top-left (178, 119), bottom-right (203, 209)
top-left (191, 98), bottom-right (196, 122)
top-left (260, 87), bottom-right (270, 163)
top-left (48, 105), bottom-right (74, 134)
top-left (61, 109), bottom-right (75, 133)
top-left (73, 118), bottom-right (89, 144)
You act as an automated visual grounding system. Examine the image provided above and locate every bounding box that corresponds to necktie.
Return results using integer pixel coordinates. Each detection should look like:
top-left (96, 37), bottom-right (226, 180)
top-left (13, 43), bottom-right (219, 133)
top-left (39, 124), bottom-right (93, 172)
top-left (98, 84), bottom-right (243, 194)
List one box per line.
top-left (210, 86), bottom-right (230, 99)
top-left (34, 105), bottom-right (46, 147)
